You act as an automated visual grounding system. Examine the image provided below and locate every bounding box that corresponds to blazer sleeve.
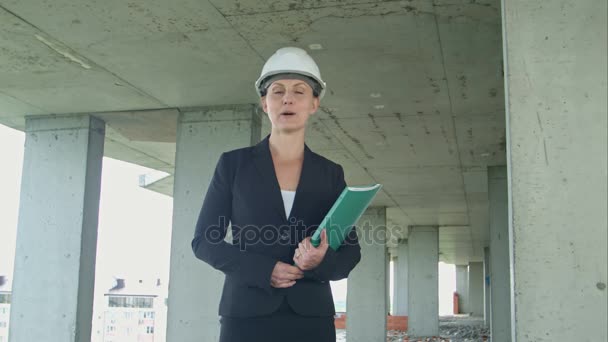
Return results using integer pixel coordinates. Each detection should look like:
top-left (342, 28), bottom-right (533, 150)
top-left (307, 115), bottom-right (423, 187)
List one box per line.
top-left (310, 164), bottom-right (362, 281)
top-left (191, 153), bottom-right (277, 293)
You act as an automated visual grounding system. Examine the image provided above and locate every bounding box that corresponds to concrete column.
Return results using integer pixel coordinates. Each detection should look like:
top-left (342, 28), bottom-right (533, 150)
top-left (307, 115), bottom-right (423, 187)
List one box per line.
top-left (393, 241), bottom-right (409, 316)
top-left (407, 226), bottom-right (438, 337)
top-left (455, 265), bottom-right (469, 314)
top-left (167, 105), bottom-right (261, 341)
top-left (503, 1), bottom-right (607, 340)
top-left (9, 115), bottom-right (105, 342)
top-left (347, 207), bottom-right (387, 342)
top-left (468, 262), bottom-right (484, 317)
top-left (483, 247), bottom-right (491, 328)
top-left (386, 249), bottom-right (391, 315)
top-left (488, 167), bottom-right (511, 341)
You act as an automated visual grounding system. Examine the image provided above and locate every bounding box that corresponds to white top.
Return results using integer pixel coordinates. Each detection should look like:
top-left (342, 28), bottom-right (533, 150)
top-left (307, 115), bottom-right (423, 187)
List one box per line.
top-left (280, 190), bottom-right (296, 218)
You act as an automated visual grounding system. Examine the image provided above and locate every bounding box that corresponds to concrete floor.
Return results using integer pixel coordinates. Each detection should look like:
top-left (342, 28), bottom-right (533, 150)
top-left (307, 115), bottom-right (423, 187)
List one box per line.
top-left (336, 315), bottom-right (489, 342)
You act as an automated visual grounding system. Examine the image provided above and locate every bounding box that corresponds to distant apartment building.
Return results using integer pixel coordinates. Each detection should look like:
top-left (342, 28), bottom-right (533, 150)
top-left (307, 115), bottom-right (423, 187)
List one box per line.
top-left (0, 276), bottom-right (11, 342)
top-left (102, 278), bottom-right (165, 342)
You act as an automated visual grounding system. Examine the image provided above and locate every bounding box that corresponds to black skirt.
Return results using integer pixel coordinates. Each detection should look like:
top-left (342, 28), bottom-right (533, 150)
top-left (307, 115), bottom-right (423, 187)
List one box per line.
top-left (219, 298), bottom-right (336, 342)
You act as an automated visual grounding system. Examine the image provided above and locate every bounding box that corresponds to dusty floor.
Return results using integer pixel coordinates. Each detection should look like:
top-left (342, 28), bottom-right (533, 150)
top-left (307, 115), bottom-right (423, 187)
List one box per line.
top-left (336, 315), bottom-right (490, 342)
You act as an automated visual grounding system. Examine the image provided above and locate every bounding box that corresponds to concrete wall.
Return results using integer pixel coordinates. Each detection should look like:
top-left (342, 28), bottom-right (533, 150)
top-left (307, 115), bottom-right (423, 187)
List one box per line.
top-left (502, 0), bottom-right (608, 340)
top-left (483, 246), bottom-right (491, 328)
top-left (166, 105), bottom-right (261, 342)
top-left (407, 226), bottom-right (438, 337)
top-left (347, 207), bottom-right (388, 342)
top-left (455, 265), bottom-right (469, 314)
top-left (393, 241), bottom-right (409, 316)
top-left (488, 166), bottom-right (511, 341)
top-left (468, 262), bottom-right (484, 317)
top-left (10, 115), bottom-right (105, 342)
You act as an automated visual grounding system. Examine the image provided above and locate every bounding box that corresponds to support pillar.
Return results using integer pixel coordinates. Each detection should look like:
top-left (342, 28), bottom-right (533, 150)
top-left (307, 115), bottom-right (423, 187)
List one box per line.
top-left (455, 265), bottom-right (469, 314)
top-left (468, 262), bottom-right (484, 317)
top-left (10, 115), bottom-right (105, 342)
top-left (167, 105), bottom-right (261, 341)
top-left (386, 249), bottom-right (390, 315)
top-left (488, 166), bottom-right (511, 341)
top-left (407, 226), bottom-right (438, 337)
top-left (393, 241), bottom-right (409, 316)
top-left (347, 207), bottom-right (387, 342)
top-left (503, 1), bottom-right (607, 339)
top-left (483, 246), bottom-right (491, 328)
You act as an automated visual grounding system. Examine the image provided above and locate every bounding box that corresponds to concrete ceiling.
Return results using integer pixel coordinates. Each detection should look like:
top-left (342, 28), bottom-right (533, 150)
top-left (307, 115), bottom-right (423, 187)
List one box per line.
top-left (0, 0), bottom-right (506, 265)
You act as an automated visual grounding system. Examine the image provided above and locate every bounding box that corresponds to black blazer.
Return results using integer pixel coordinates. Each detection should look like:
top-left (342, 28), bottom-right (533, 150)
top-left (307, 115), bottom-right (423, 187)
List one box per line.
top-left (192, 135), bottom-right (361, 317)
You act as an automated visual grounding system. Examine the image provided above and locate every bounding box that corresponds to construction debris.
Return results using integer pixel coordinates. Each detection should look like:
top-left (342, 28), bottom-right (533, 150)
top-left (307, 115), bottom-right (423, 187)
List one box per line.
top-left (336, 315), bottom-right (490, 342)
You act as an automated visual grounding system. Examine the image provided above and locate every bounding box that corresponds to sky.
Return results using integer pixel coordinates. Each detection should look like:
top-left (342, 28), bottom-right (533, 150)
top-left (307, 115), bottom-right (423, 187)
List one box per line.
top-left (0, 124), bottom-right (23, 277)
top-left (0, 122), bottom-right (454, 314)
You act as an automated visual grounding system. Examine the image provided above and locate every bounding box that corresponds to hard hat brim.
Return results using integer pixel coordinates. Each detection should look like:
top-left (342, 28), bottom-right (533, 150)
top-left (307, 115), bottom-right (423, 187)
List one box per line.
top-left (255, 70), bottom-right (326, 99)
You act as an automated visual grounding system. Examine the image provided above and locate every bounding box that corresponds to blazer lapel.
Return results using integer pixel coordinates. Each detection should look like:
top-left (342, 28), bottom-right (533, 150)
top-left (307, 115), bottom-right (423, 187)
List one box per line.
top-left (252, 135), bottom-right (288, 222)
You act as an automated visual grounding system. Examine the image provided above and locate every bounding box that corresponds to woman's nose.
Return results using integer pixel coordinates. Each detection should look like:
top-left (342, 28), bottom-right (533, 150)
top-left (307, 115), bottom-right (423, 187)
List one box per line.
top-left (282, 92), bottom-right (294, 104)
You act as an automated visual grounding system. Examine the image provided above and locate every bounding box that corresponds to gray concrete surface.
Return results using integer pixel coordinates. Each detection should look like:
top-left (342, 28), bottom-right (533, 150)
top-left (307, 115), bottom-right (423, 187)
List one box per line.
top-left (0, 0), bottom-right (507, 267)
top-left (9, 115), bottom-right (105, 342)
top-left (468, 262), bottom-right (484, 317)
top-left (347, 207), bottom-right (388, 342)
top-left (166, 105), bottom-right (261, 342)
top-left (408, 226), bottom-right (439, 337)
top-left (483, 246), bottom-right (491, 328)
top-left (502, 0), bottom-right (607, 340)
top-left (393, 240), bottom-right (409, 316)
top-left (488, 166), bottom-right (511, 341)
top-left (456, 265), bottom-right (469, 314)
top-left (0, 0), bottom-right (605, 340)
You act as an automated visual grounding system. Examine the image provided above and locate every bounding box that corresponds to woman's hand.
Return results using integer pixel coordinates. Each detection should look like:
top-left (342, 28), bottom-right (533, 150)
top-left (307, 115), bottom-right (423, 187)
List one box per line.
top-left (270, 261), bottom-right (304, 288)
top-left (293, 229), bottom-right (329, 271)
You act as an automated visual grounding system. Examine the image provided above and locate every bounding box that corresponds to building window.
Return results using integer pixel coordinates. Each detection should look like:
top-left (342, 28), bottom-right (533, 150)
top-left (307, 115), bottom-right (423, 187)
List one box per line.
top-left (146, 326), bottom-right (154, 334)
top-left (0, 294), bottom-right (10, 304)
top-left (108, 296), bottom-right (153, 308)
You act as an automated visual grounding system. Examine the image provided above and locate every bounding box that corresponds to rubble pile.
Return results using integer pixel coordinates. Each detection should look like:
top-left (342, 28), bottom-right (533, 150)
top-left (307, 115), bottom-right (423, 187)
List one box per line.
top-left (337, 315), bottom-right (490, 342)
top-left (439, 315), bottom-right (489, 341)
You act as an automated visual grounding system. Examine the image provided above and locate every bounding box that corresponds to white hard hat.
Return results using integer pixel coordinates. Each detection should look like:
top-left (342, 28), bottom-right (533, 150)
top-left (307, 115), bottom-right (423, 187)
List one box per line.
top-left (255, 47), bottom-right (326, 99)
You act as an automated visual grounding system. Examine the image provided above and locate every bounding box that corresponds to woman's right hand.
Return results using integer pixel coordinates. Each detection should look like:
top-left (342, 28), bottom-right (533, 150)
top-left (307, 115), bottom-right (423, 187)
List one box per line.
top-left (270, 261), bottom-right (304, 288)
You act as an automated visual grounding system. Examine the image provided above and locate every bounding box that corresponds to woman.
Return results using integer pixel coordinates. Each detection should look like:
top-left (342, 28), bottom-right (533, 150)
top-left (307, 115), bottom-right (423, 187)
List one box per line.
top-left (192, 47), bottom-right (361, 342)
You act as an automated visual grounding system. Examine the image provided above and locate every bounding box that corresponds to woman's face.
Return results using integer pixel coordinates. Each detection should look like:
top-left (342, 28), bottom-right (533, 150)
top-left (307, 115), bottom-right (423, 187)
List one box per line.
top-left (261, 79), bottom-right (320, 134)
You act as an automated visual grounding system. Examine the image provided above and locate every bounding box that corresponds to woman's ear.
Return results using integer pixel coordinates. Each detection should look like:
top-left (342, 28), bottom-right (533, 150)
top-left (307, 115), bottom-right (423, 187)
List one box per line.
top-left (310, 97), bottom-right (320, 114)
top-left (260, 97), bottom-right (268, 113)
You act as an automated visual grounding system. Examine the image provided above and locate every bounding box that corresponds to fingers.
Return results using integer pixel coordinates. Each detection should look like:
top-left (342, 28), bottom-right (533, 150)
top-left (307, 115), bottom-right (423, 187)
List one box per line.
top-left (279, 262), bottom-right (304, 276)
top-left (271, 279), bottom-right (296, 288)
top-left (293, 233), bottom-right (330, 270)
top-left (301, 237), bottom-right (312, 249)
top-left (272, 275), bottom-right (299, 285)
top-left (271, 262), bottom-right (303, 289)
top-left (271, 271), bottom-right (295, 287)
top-left (294, 247), bottom-right (316, 271)
top-left (320, 229), bottom-right (329, 246)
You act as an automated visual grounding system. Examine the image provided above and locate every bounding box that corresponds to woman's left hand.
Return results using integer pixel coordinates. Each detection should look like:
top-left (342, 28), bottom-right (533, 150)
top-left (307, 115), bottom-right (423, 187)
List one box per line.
top-left (293, 229), bottom-right (329, 271)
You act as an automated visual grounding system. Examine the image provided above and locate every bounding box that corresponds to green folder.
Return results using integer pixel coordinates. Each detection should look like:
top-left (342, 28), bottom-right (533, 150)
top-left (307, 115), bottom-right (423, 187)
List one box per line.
top-left (311, 184), bottom-right (382, 250)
